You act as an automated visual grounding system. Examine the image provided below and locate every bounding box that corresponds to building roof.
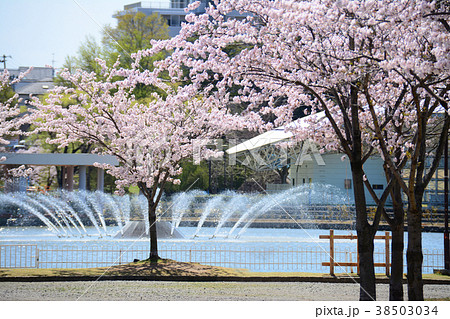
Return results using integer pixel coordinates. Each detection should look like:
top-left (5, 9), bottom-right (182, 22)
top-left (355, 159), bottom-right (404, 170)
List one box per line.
top-left (0, 153), bottom-right (119, 166)
top-left (226, 112), bottom-right (325, 155)
top-left (14, 80), bottom-right (55, 96)
top-left (2, 66), bottom-right (55, 97)
top-left (226, 127), bottom-right (293, 155)
top-left (2, 67), bottom-right (54, 81)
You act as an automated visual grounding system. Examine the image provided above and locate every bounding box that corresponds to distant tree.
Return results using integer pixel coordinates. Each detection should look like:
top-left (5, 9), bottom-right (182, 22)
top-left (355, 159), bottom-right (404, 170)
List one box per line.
top-left (0, 80), bottom-right (16, 106)
top-left (55, 36), bottom-right (105, 86)
top-left (73, 35), bottom-right (105, 73)
top-left (63, 37), bottom-right (103, 73)
top-left (102, 11), bottom-right (170, 70)
top-left (59, 11), bottom-right (170, 100)
top-left (164, 160), bottom-right (209, 194)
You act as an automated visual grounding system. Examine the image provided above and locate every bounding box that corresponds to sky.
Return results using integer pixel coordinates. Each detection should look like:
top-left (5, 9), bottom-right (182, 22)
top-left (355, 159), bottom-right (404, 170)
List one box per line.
top-left (0, 0), bottom-right (136, 69)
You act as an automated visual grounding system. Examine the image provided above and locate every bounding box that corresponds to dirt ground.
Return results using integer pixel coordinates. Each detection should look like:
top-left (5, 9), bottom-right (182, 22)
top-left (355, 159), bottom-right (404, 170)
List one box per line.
top-left (0, 281), bottom-right (449, 301)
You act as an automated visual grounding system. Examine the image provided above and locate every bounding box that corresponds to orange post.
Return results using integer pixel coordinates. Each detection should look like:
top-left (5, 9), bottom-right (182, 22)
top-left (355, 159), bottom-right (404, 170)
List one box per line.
top-left (357, 237), bottom-right (360, 275)
top-left (320, 230), bottom-right (391, 276)
top-left (385, 231), bottom-right (390, 276)
top-left (330, 229), bottom-right (334, 276)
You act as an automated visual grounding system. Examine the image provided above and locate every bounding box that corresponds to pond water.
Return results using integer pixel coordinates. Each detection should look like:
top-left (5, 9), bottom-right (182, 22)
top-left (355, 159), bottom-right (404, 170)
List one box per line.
top-left (0, 226), bottom-right (444, 273)
top-left (0, 226), bottom-right (444, 249)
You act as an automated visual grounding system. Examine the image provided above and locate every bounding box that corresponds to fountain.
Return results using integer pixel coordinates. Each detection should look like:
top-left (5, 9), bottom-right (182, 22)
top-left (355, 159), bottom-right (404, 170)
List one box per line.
top-left (114, 220), bottom-right (184, 239)
top-left (0, 193), bottom-right (60, 235)
top-left (2, 186), bottom-right (445, 276)
top-left (168, 183), bottom-right (352, 238)
top-left (62, 190), bottom-right (103, 236)
top-left (228, 187), bottom-right (302, 238)
top-left (192, 194), bottom-right (224, 238)
top-left (212, 193), bottom-right (253, 237)
top-left (170, 189), bottom-right (207, 235)
top-left (0, 190), bottom-right (184, 239)
top-left (0, 183), bottom-right (352, 240)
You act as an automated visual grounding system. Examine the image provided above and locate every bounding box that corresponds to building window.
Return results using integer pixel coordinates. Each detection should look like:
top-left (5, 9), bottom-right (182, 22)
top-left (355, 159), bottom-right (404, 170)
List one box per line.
top-left (372, 184), bottom-right (384, 190)
top-left (162, 15), bottom-right (171, 25)
top-left (172, 15), bottom-right (180, 26)
top-left (344, 179), bottom-right (352, 189)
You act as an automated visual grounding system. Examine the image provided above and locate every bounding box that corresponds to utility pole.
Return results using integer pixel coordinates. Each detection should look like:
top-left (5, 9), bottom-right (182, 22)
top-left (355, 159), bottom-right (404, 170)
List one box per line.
top-left (0, 55), bottom-right (12, 69)
top-left (51, 53), bottom-right (56, 77)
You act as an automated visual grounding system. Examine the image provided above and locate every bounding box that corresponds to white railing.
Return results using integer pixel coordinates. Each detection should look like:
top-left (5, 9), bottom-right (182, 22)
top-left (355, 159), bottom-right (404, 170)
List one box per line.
top-left (0, 244), bottom-right (444, 274)
top-left (0, 245), bottom-right (39, 268)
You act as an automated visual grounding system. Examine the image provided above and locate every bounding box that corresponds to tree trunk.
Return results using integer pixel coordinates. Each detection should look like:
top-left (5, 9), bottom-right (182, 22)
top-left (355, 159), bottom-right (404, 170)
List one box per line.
top-left (87, 166), bottom-right (92, 191)
top-left (390, 223), bottom-right (404, 300)
top-left (148, 202), bottom-right (159, 261)
top-left (347, 59), bottom-right (376, 300)
top-left (357, 228), bottom-right (376, 300)
top-left (57, 166), bottom-right (63, 188)
top-left (407, 206), bottom-right (423, 300)
top-left (276, 166), bottom-right (290, 184)
top-left (390, 179), bottom-right (405, 301)
top-left (351, 162), bottom-right (376, 300)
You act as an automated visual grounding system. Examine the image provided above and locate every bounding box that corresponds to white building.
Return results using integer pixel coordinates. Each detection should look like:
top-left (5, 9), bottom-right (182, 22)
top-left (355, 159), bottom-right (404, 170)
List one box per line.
top-left (227, 117), bottom-right (448, 208)
top-left (121, 1), bottom-right (246, 37)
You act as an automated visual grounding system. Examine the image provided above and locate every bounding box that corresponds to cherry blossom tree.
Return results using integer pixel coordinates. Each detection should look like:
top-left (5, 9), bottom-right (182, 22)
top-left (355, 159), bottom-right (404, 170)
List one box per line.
top-left (0, 69), bottom-right (40, 190)
top-left (351, 2), bottom-right (449, 300)
top-left (29, 60), bottom-right (240, 260)
top-left (361, 12), bottom-right (449, 299)
top-left (0, 69), bottom-right (23, 149)
top-left (142, 0), bottom-right (449, 300)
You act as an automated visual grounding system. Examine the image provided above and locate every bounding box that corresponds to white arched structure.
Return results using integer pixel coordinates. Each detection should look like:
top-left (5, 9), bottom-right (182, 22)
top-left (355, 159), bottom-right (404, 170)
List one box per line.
top-left (0, 153), bottom-right (119, 191)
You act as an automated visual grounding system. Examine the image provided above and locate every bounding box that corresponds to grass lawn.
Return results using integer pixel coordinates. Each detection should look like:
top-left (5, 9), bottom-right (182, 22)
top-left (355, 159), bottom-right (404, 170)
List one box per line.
top-left (0, 259), bottom-right (449, 282)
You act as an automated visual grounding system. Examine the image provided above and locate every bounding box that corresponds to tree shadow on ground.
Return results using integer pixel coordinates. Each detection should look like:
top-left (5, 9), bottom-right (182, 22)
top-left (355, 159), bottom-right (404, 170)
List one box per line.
top-left (104, 259), bottom-right (247, 277)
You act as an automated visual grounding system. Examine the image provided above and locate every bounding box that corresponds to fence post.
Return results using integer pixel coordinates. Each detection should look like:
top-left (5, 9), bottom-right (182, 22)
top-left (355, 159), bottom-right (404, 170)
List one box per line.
top-left (385, 231), bottom-right (390, 276)
top-left (330, 229), bottom-right (334, 276)
top-left (357, 237), bottom-right (360, 275)
top-left (349, 251), bottom-right (354, 273)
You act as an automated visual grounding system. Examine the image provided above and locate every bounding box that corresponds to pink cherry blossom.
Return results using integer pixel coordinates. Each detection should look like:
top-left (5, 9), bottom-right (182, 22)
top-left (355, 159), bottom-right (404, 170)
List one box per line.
top-left (0, 69), bottom-right (29, 147)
